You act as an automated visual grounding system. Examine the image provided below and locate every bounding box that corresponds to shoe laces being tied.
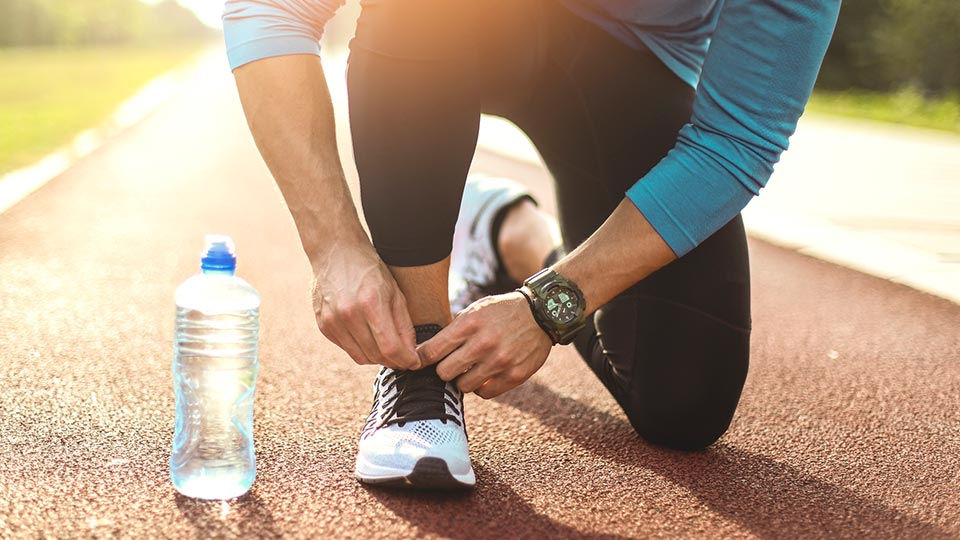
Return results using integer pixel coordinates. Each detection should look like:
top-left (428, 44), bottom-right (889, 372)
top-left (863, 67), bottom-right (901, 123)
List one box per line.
top-left (377, 366), bottom-right (462, 428)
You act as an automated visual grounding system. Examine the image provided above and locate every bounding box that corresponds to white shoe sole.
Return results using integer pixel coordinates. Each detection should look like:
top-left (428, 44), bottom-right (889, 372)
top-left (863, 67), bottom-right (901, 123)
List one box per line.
top-left (355, 454), bottom-right (476, 490)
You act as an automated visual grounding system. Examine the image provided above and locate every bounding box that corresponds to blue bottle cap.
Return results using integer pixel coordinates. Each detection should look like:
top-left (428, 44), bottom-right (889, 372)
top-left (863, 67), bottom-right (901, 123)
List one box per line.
top-left (201, 234), bottom-right (237, 273)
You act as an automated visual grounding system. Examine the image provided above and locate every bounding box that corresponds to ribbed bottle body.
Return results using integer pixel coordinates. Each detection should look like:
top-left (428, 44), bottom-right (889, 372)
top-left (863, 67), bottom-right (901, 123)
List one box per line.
top-left (171, 273), bottom-right (259, 500)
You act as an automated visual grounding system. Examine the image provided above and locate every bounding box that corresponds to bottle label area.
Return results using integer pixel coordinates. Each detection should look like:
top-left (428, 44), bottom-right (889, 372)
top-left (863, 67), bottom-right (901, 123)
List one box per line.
top-left (171, 306), bottom-right (259, 500)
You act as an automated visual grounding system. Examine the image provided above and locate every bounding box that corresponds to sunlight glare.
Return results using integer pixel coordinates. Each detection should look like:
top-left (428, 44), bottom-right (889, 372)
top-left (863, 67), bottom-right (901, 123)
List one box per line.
top-left (140, 0), bottom-right (225, 29)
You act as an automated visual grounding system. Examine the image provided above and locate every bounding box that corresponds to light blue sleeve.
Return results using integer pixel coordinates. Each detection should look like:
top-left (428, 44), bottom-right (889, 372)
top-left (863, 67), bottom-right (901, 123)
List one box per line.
top-left (222, 0), bottom-right (345, 70)
top-left (625, 0), bottom-right (841, 256)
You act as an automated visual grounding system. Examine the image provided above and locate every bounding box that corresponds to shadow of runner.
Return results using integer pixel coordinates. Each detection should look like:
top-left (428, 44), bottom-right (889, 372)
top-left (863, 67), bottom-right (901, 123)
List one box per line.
top-left (494, 381), bottom-right (952, 540)
top-left (175, 489), bottom-right (281, 539)
top-left (366, 463), bottom-right (633, 540)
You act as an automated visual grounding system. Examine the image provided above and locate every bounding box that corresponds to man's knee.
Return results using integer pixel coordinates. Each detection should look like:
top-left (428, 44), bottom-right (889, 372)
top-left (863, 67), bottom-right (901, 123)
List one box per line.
top-left (628, 409), bottom-right (737, 451)
top-left (623, 362), bottom-right (747, 451)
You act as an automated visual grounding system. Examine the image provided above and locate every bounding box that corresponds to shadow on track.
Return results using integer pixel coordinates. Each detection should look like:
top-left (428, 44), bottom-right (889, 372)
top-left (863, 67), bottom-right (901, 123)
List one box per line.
top-left (365, 463), bottom-right (633, 539)
top-left (175, 489), bottom-right (281, 539)
top-left (494, 380), bottom-right (951, 540)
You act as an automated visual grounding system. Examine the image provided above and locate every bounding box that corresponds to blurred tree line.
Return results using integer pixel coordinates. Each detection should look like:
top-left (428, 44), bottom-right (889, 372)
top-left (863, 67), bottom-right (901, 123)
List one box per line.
top-left (818, 0), bottom-right (960, 97)
top-left (0, 0), bottom-right (214, 47)
top-left (1, 0), bottom-right (957, 98)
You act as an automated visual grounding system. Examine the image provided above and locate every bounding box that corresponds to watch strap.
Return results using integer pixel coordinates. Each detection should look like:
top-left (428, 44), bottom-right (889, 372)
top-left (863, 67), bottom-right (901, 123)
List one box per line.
top-left (518, 284), bottom-right (560, 345)
top-left (520, 268), bottom-right (586, 345)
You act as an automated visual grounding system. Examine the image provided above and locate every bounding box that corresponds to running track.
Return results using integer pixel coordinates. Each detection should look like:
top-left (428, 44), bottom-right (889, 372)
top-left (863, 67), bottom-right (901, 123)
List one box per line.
top-left (0, 52), bottom-right (958, 539)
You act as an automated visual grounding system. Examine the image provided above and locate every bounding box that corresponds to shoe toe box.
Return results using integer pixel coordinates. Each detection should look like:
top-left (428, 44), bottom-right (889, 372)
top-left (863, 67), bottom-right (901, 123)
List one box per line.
top-left (359, 419), bottom-right (470, 472)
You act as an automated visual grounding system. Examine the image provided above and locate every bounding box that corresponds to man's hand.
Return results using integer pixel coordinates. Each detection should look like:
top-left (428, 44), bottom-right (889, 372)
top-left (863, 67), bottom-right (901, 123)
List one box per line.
top-left (415, 198), bottom-right (678, 397)
top-left (232, 56), bottom-right (420, 369)
top-left (418, 292), bottom-right (552, 399)
top-left (312, 242), bottom-right (420, 370)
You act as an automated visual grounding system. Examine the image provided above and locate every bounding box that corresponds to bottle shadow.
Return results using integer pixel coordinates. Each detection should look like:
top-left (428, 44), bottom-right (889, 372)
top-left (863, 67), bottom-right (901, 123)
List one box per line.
top-left (493, 381), bottom-right (952, 539)
top-left (174, 489), bottom-right (281, 539)
top-left (364, 464), bottom-right (635, 540)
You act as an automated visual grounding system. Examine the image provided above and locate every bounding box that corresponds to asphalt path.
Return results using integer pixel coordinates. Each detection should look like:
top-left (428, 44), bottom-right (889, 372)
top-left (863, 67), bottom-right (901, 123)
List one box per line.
top-left (1, 53), bottom-right (958, 539)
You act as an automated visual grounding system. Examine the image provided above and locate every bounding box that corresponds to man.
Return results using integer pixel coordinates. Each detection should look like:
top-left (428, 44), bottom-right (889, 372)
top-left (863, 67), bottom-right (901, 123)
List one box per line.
top-left (223, 0), bottom-right (840, 490)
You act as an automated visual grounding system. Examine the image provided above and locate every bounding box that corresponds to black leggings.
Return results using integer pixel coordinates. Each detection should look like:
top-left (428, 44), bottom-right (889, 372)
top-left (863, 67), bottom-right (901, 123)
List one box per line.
top-left (348, 0), bottom-right (751, 450)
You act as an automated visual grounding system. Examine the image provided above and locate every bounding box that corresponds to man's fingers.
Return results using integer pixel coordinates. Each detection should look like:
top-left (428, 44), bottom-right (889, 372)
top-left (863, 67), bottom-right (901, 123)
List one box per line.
top-left (475, 377), bottom-right (511, 399)
top-left (339, 296), bottom-right (400, 367)
top-left (452, 359), bottom-right (496, 393)
top-left (418, 318), bottom-right (469, 366)
top-left (369, 319), bottom-right (419, 370)
top-left (389, 292), bottom-right (420, 369)
top-left (349, 322), bottom-right (389, 366)
top-left (476, 368), bottom-right (531, 399)
top-left (317, 290), bottom-right (419, 369)
top-left (316, 301), bottom-right (373, 365)
top-left (434, 344), bottom-right (481, 383)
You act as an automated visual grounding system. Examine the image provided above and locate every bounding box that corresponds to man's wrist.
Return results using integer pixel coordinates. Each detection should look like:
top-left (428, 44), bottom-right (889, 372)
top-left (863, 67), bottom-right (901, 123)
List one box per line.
top-left (518, 268), bottom-right (587, 345)
top-left (306, 226), bottom-right (372, 269)
top-left (551, 199), bottom-right (676, 314)
top-left (298, 189), bottom-right (371, 267)
top-left (517, 288), bottom-right (558, 345)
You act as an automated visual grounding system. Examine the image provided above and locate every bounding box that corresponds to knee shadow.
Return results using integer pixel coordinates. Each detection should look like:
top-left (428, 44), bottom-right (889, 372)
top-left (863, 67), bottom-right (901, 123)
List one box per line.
top-left (365, 463), bottom-right (633, 539)
top-left (175, 489), bottom-right (281, 539)
top-left (494, 381), bottom-right (951, 539)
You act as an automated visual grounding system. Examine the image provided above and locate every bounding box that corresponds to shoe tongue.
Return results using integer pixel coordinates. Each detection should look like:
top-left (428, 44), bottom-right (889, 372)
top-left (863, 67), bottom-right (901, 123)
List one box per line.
top-left (392, 325), bottom-right (448, 422)
top-left (414, 324), bottom-right (443, 344)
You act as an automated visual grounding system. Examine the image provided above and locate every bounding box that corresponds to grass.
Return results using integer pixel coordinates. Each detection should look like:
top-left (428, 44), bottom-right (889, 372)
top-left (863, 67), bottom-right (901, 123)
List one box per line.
top-left (807, 88), bottom-right (960, 134)
top-left (0, 43), bottom-right (210, 175)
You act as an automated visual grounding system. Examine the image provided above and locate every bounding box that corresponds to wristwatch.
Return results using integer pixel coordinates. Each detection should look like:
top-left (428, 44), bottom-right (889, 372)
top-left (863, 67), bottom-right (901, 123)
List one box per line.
top-left (517, 268), bottom-right (586, 345)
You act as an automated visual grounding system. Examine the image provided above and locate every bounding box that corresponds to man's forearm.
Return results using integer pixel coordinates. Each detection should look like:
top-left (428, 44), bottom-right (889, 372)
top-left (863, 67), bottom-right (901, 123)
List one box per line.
top-left (553, 199), bottom-right (676, 315)
top-left (233, 54), bottom-right (368, 266)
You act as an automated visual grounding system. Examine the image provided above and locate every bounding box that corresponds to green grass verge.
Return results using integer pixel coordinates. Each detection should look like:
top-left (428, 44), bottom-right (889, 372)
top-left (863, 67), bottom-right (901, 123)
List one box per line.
top-left (808, 89), bottom-right (960, 134)
top-left (0, 43), bottom-right (210, 175)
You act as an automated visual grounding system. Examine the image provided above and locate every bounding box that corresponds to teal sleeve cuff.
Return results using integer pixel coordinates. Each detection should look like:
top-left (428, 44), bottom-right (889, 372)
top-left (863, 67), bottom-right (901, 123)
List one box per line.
top-left (625, 182), bottom-right (694, 258)
top-left (222, 0), bottom-right (340, 71)
top-left (625, 160), bottom-right (754, 258)
top-left (226, 35), bottom-right (321, 71)
top-left (626, 0), bottom-right (840, 257)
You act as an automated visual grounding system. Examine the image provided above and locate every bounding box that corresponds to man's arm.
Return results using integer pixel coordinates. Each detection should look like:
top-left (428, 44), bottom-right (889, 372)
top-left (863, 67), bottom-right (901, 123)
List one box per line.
top-left (553, 200), bottom-right (674, 314)
top-left (420, 0), bottom-right (841, 397)
top-left (561, 0), bottom-right (843, 311)
top-left (234, 56), bottom-right (357, 261)
top-left (224, 1), bottom-right (420, 369)
top-left (625, 0), bottom-right (843, 257)
top-left (415, 202), bottom-right (671, 397)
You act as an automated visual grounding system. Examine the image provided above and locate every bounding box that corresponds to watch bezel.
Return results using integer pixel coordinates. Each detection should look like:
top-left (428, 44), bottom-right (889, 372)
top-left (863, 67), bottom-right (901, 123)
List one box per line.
top-left (540, 283), bottom-right (580, 325)
top-left (521, 268), bottom-right (586, 345)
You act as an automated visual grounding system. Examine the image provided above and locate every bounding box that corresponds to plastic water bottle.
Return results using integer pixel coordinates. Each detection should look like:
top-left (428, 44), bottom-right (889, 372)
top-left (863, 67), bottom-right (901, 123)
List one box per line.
top-left (171, 235), bottom-right (260, 499)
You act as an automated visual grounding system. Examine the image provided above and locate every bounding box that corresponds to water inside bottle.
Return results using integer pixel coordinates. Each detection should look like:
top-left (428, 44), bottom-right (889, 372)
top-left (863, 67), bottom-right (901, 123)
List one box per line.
top-left (171, 306), bottom-right (259, 500)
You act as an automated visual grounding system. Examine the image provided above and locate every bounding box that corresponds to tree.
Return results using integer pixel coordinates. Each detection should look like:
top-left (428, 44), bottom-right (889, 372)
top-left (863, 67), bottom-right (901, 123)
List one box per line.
top-left (0, 0), bottom-right (213, 47)
top-left (874, 0), bottom-right (960, 96)
top-left (818, 0), bottom-right (960, 96)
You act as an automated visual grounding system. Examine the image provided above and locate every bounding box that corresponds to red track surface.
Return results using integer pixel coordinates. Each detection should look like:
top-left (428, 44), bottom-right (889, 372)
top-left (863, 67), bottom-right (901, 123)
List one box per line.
top-left (1, 59), bottom-right (958, 539)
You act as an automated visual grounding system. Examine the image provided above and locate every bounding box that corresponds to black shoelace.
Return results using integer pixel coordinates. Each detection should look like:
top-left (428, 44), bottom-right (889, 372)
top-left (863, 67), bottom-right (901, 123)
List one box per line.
top-left (378, 366), bottom-right (461, 428)
top-left (362, 325), bottom-right (463, 435)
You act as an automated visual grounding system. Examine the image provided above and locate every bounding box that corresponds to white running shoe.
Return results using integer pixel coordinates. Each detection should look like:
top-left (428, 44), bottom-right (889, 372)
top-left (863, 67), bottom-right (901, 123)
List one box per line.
top-left (449, 175), bottom-right (534, 314)
top-left (355, 346), bottom-right (475, 489)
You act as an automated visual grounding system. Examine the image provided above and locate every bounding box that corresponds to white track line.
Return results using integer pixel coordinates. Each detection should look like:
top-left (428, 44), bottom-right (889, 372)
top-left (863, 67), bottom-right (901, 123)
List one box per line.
top-left (0, 48), bottom-right (216, 215)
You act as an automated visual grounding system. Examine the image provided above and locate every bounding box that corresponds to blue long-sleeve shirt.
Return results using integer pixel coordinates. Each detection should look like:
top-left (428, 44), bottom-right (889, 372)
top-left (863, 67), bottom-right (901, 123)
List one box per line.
top-left (223, 0), bottom-right (840, 256)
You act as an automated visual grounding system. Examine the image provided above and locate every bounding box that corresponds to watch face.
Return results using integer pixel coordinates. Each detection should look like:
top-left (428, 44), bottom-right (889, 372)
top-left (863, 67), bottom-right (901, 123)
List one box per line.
top-left (544, 286), bottom-right (579, 324)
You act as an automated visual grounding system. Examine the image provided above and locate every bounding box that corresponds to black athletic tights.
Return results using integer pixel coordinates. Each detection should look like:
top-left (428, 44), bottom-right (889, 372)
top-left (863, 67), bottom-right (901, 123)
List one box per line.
top-left (347, 0), bottom-right (751, 450)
